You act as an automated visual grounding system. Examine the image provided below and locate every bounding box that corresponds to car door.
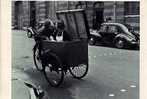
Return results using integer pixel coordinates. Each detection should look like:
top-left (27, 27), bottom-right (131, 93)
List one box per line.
top-left (99, 25), bottom-right (118, 44)
top-left (98, 24), bottom-right (107, 37)
top-left (106, 25), bottom-right (118, 43)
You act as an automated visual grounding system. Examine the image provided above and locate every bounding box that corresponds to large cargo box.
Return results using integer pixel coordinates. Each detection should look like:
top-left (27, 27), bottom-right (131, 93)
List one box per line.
top-left (42, 9), bottom-right (90, 67)
top-left (56, 9), bottom-right (90, 40)
top-left (42, 40), bottom-right (88, 67)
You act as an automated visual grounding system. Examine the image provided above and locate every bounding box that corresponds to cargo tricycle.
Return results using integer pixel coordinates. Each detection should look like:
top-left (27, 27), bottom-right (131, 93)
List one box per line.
top-left (27, 9), bottom-right (90, 87)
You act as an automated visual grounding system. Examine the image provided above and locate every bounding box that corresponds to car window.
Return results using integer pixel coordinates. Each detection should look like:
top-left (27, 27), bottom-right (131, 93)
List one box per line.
top-left (117, 26), bottom-right (125, 33)
top-left (107, 25), bottom-right (118, 33)
top-left (100, 25), bottom-right (107, 32)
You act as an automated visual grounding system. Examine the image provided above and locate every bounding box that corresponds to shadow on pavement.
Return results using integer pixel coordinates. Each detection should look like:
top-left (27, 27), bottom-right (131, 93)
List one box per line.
top-left (24, 67), bottom-right (116, 99)
top-left (24, 68), bottom-right (75, 99)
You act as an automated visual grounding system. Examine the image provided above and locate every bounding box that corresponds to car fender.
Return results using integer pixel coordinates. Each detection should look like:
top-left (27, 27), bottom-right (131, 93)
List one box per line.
top-left (90, 30), bottom-right (102, 37)
top-left (90, 34), bottom-right (101, 39)
top-left (114, 33), bottom-right (134, 42)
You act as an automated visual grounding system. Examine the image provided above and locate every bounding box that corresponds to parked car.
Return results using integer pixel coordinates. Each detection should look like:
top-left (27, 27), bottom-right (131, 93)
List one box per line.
top-left (89, 23), bottom-right (139, 49)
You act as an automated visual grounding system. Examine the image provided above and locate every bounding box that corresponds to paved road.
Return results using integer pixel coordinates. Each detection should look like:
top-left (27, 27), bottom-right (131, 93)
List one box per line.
top-left (12, 30), bottom-right (139, 99)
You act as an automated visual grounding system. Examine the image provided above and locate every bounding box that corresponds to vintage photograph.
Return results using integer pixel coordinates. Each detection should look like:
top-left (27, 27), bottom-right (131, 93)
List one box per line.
top-left (12, 1), bottom-right (139, 99)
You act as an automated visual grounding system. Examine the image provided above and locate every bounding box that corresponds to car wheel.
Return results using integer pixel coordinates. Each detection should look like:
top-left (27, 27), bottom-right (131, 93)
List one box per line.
top-left (114, 38), bottom-right (125, 49)
top-left (89, 37), bottom-right (95, 45)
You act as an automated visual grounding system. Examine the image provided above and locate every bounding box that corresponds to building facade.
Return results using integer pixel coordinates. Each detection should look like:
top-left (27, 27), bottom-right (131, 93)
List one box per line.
top-left (12, 1), bottom-right (139, 31)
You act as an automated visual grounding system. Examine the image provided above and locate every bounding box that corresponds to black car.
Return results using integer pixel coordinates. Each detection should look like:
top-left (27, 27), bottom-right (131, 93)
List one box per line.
top-left (89, 23), bottom-right (139, 49)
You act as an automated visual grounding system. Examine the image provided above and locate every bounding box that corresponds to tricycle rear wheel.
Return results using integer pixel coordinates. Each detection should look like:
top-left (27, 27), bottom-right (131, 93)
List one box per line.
top-left (69, 64), bottom-right (88, 79)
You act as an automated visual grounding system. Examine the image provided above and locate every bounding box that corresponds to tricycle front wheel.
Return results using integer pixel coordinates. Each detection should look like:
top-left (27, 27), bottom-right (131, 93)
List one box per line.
top-left (69, 64), bottom-right (88, 79)
top-left (43, 54), bottom-right (64, 87)
top-left (33, 47), bottom-right (44, 71)
top-left (44, 65), bottom-right (64, 87)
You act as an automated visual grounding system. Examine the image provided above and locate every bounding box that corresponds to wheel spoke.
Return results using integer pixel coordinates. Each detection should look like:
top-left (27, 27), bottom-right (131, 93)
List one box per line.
top-left (69, 64), bottom-right (88, 79)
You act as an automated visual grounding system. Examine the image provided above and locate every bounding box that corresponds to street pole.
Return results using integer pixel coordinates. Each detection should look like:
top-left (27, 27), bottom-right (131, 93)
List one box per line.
top-left (67, 1), bottom-right (69, 10)
top-left (113, 2), bottom-right (116, 22)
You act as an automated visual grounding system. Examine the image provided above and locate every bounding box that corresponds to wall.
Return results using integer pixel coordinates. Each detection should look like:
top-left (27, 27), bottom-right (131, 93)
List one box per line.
top-left (12, 1), bottom-right (140, 31)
